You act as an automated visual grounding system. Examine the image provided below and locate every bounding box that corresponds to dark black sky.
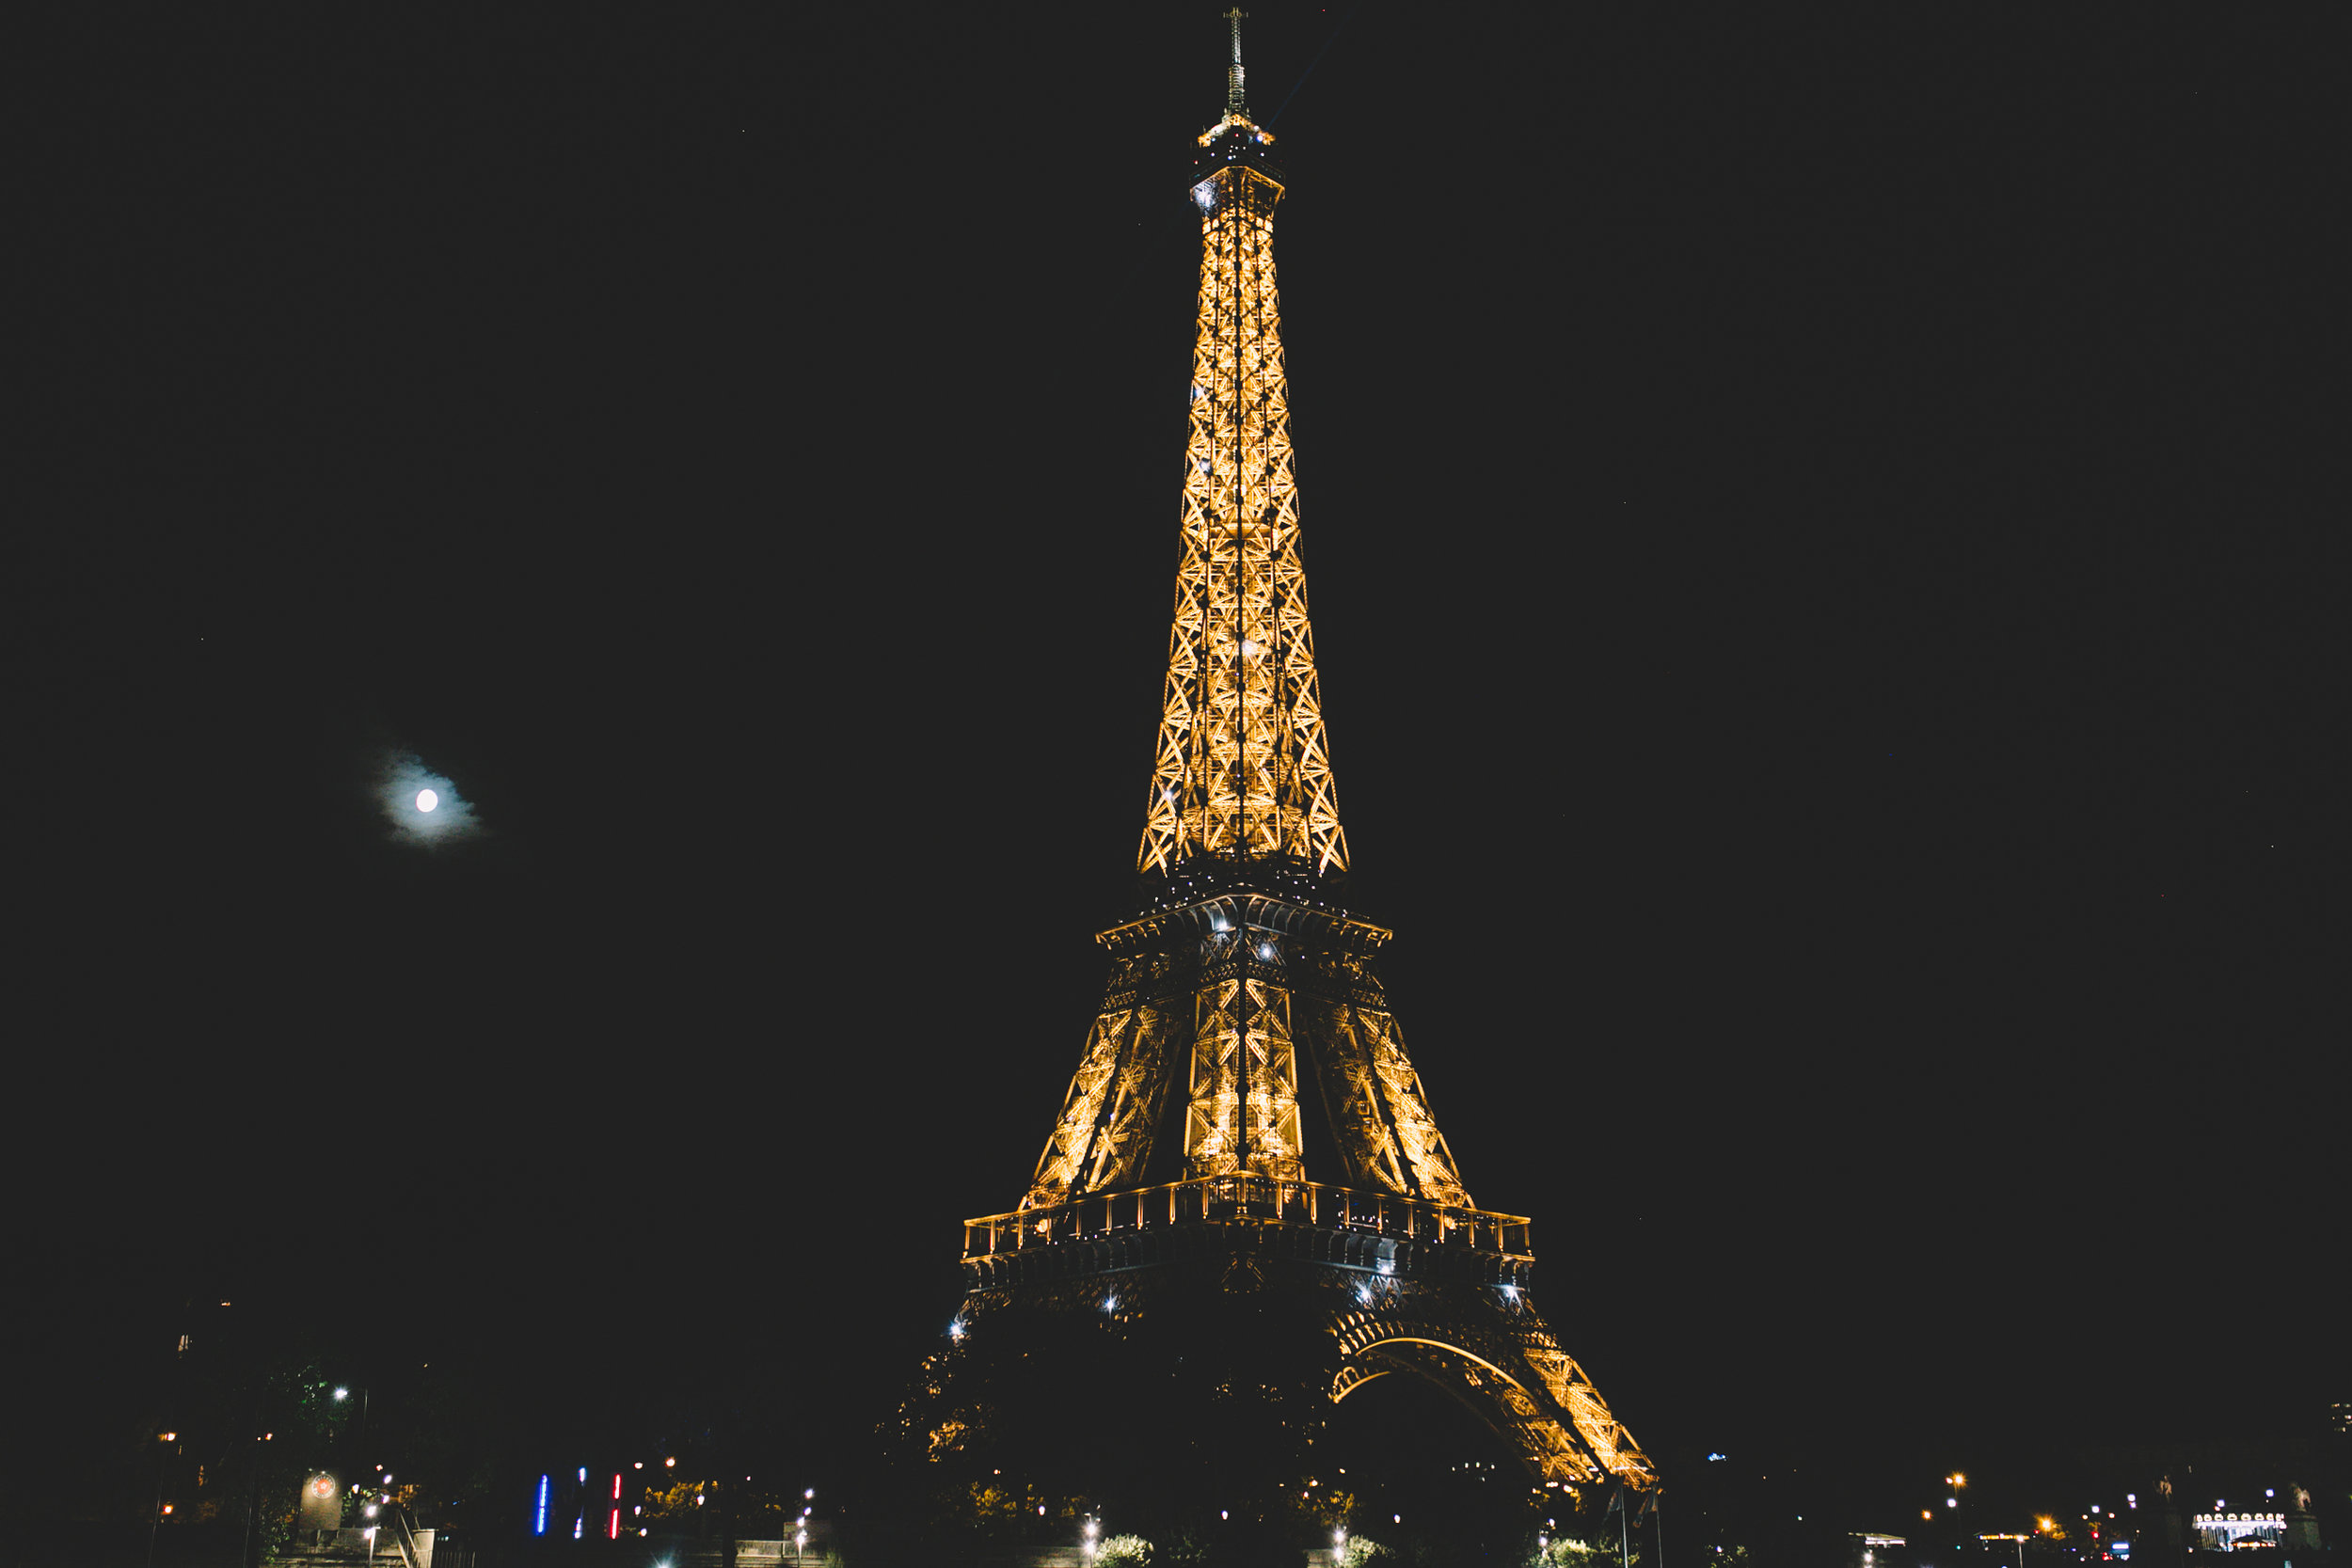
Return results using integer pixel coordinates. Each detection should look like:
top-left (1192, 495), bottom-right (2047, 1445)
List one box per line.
top-left (17, 0), bottom-right (2341, 1510)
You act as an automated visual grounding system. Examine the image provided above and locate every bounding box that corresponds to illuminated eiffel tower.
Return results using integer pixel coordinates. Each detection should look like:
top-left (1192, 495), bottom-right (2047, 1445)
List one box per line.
top-left (935, 13), bottom-right (1654, 1500)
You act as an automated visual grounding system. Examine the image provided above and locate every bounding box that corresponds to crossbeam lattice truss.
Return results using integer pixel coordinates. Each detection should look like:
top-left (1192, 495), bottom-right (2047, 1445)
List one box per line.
top-left (1138, 163), bottom-right (1346, 876)
top-left (1023, 937), bottom-right (1471, 1211)
top-left (977, 58), bottom-right (1656, 1494)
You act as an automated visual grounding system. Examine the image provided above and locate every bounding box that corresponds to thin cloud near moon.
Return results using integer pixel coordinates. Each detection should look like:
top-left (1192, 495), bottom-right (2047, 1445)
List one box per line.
top-left (376, 752), bottom-right (480, 846)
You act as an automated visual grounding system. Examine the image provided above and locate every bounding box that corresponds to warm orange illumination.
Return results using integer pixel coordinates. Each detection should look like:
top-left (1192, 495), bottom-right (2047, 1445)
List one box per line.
top-left (159, 1433), bottom-right (176, 1442)
top-left (943, 8), bottom-right (1661, 1515)
top-left (161, 1505), bottom-right (174, 1515)
top-left (1137, 135), bottom-right (1343, 877)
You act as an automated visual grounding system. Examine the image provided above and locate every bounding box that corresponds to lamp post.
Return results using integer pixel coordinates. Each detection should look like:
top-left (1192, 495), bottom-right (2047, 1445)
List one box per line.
top-left (148, 1432), bottom-right (176, 1568)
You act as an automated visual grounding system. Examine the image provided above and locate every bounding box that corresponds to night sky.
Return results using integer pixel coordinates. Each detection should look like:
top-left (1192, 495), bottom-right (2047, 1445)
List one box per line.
top-left (17, 1), bottom-right (2341, 1532)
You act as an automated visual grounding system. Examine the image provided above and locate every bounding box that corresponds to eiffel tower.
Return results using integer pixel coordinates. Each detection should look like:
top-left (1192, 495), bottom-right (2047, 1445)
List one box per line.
top-left (935, 12), bottom-right (1654, 1503)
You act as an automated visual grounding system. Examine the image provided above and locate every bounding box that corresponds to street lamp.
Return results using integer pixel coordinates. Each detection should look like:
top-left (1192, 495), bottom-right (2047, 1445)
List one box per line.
top-left (148, 1431), bottom-right (177, 1568)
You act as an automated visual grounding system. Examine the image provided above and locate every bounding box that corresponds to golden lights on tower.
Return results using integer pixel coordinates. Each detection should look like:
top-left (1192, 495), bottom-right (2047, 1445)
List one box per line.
top-left (949, 9), bottom-right (1655, 1504)
top-left (1137, 87), bottom-right (1344, 877)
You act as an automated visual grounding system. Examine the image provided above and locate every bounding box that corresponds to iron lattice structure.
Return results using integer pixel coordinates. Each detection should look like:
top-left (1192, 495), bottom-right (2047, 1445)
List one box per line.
top-left (1136, 95), bottom-right (1345, 877)
top-left (938, 14), bottom-right (1655, 1499)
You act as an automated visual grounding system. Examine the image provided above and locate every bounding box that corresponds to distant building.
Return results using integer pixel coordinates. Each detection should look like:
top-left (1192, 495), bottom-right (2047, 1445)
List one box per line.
top-left (2193, 1511), bottom-right (2285, 1550)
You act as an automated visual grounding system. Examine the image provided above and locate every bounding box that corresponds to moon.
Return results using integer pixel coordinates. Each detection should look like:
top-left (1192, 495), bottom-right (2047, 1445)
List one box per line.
top-left (416, 788), bottom-right (439, 813)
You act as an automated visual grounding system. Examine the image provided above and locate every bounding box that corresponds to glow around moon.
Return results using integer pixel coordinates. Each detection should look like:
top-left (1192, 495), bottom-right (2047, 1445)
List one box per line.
top-left (376, 752), bottom-right (478, 846)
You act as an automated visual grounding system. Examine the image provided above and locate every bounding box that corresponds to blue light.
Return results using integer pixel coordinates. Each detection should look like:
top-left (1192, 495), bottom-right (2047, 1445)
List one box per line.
top-left (535, 1475), bottom-right (548, 1535)
top-left (579, 1468), bottom-right (587, 1484)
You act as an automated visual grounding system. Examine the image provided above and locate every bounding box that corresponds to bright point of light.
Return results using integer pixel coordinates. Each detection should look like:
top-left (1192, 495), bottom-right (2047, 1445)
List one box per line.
top-left (160, 1432), bottom-right (176, 1442)
top-left (579, 1469), bottom-right (587, 1483)
top-left (805, 1490), bottom-right (816, 1500)
top-left (664, 1458), bottom-right (675, 1468)
top-left (364, 1506), bottom-right (378, 1519)
top-left (333, 1388), bottom-right (348, 1401)
top-left (1948, 1498), bottom-right (1958, 1508)
top-left (416, 789), bottom-right (438, 812)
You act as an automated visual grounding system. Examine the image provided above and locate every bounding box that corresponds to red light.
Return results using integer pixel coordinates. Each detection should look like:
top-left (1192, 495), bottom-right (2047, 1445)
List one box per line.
top-left (608, 1509), bottom-right (619, 1540)
top-left (612, 1475), bottom-right (622, 1501)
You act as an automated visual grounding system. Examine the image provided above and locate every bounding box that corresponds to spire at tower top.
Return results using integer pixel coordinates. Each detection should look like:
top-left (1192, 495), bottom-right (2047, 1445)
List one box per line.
top-left (1198, 8), bottom-right (1273, 151)
top-left (1223, 8), bottom-right (1248, 118)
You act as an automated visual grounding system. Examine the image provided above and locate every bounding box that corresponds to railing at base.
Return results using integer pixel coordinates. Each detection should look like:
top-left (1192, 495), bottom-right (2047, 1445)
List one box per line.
top-left (964, 1174), bottom-right (1532, 1259)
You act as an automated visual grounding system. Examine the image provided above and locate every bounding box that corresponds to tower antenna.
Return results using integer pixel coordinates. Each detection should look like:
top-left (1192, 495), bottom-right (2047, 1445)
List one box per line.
top-left (1223, 8), bottom-right (1249, 119)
